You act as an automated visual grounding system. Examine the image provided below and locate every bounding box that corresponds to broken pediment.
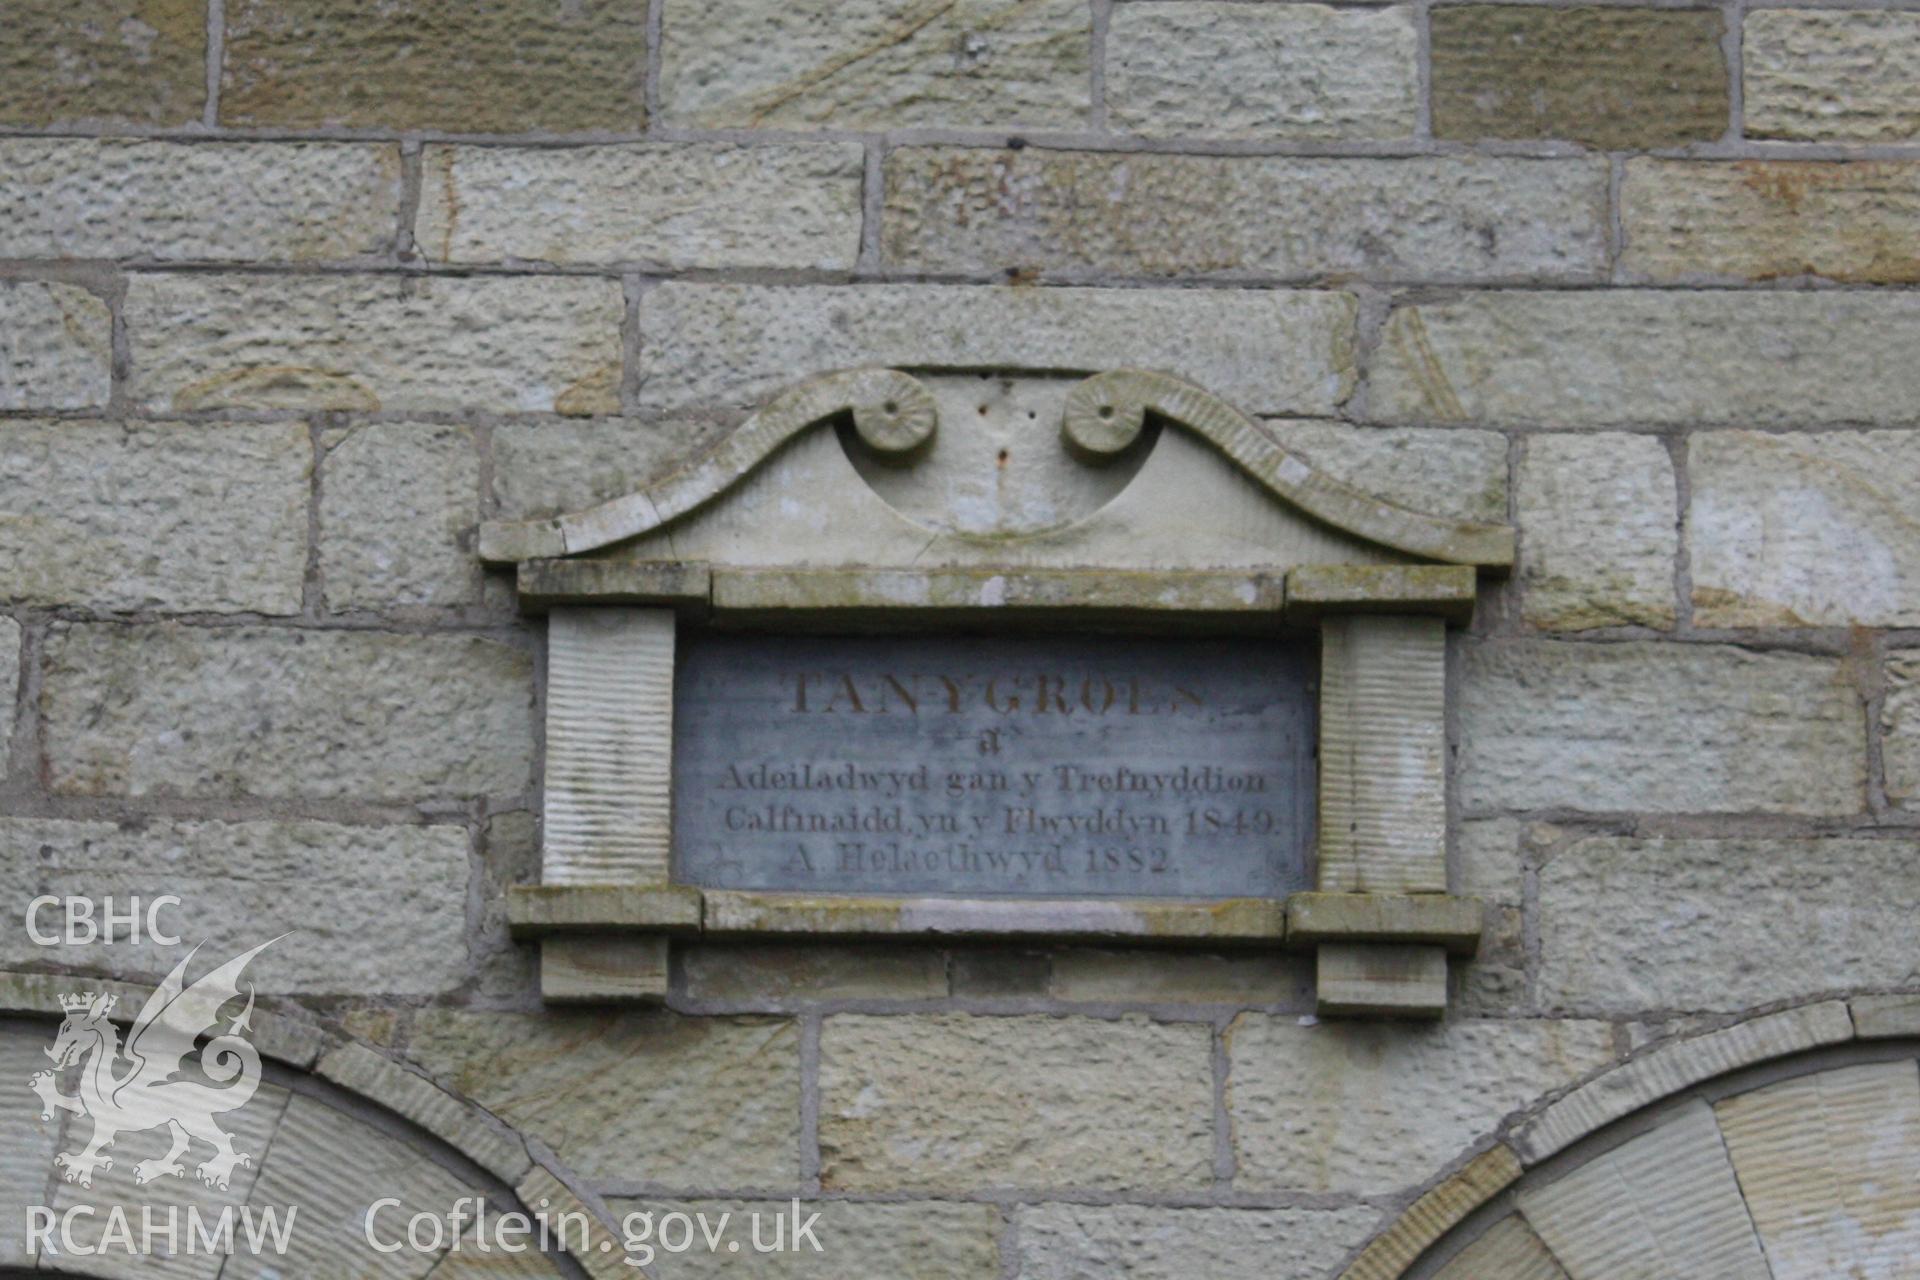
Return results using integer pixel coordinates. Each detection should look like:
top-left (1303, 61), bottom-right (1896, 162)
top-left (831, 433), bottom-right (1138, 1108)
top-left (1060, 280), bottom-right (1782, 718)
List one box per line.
top-left (479, 367), bottom-right (1513, 592)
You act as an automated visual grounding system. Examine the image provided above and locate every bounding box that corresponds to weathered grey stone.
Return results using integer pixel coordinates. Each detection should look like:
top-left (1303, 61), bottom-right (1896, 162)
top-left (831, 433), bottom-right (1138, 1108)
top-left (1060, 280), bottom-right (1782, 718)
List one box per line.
top-left (1518, 433), bottom-right (1677, 630)
top-left (318, 1042), bottom-right (530, 1183)
top-left (1852, 993), bottom-right (1920, 1038)
top-left (1539, 837), bottom-right (1920, 1013)
top-left (1514, 1003), bottom-right (1853, 1161)
top-left (0, 419), bottom-right (309, 614)
top-left (1017, 1204), bottom-right (1379, 1280)
top-left (819, 1013), bottom-right (1213, 1190)
top-left (543, 607), bottom-right (677, 887)
top-left (1690, 430), bottom-right (1920, 627)
top-left (232, 1093), bottom-right (477, 1280)
top-left (0, 282), bottom-right (111, 411)
top-left (1458, 905), bottom-right (1528, 1016)
top-left (605, 1199), bottom-right (1000, 1277)
top-left (882, 150), bottom-right (1607, 282)
top-left (0, 140), bottom-right (400, 262)
top-left (1431, 1218), bottom-right (1570, 1280)
top-left (680, 943), bottom-right (949, 1005)
top-left (1373, 291), bottom-right (1920, 426)
top-left (405, 1009), bottom-right (801, 1186)
top-left (515, 1167), bottom-right (634, 1280)
top-left (1338, 1145), bottom-right (1523, 1280)
top-left (640, 283), bottom-right (1356, 416)
top-left (660, 0), bottom-right (1089, 130)
top-left (1520, 1101), bottom-right (1770, 1280)
top-left (1888, 652), bottom-right (1920, 808)
top-left (1317, 943), bottom-right (1449, 1018)
top-left (1431, 6), bottom-right (1728, 149)
top-left (42, 624), bottom-right (535, 802)
top-left (1049, 949), bottom-right (1309, 1006)
top-left (1746, 10), bottom-right (1920, 143)
top-left (540, 934), bottom-right (670, 1003)
top-left (220, 0), bottom-right (647, 131)
top-left (320, 421), bottom-right (486, 611)
top-left (0, 618), bottom-right (19, 780)
top-left (1455, 818), bottom-right (1527, 905)
top-left (0, 817), bottom-right (470, 995)
top-left (0, 1038), bottom-right (63, 1267)
top-left (1264, 421), bottom-right (1508, 525)
top-left (1107, 3), bottom-right (1414, 140)
top-left (1717, 1061), bottom-right (1920, 1278)
top-left (1226, 1014), bottom-right (1613, 1194)
top-left (949, 950), bottom-right (1050, 997)
top-left (474, 810), bottom-right (539, 1001)
top-left (1622, 159), bottom-right (1920, 284)
top-left (491, 417), bottom-right (730, 520)
top-left (418, 143), bottom-right (862, 270)
top-left (0, 0), bottom-right (204, 126)
top-left (1460, 640), bottom-right (1863, 815)
top-left (47, 1080), bottom-right (288, 1280)
top-left (427, 1235), bottom-right (569, 1280)
top-left (1316, 616), bottom-right (1448, 895)
top-left (126, 273), bottom-right (624, 415)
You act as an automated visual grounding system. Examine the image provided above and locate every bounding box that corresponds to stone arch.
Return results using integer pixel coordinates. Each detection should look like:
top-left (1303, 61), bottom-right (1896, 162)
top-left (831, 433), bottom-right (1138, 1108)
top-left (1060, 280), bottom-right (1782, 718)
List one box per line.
top-left (1340, 998), bottom-right (1920, 1280)
top-left (0, 973), bottom-right (626, 1278)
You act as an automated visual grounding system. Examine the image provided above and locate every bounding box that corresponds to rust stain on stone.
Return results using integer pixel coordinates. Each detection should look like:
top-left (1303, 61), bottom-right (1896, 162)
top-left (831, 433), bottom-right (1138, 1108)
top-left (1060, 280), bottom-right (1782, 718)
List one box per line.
top-left (555, 362), bottom-right (621, 417)
top-left (435, 150), bottom-right (462, 261)
top-left (1387, 310), bottom-right (1467, 422)
top-left (174, 365), bottom-right (380, 411)
top-left (741, 0), bottom-right (964, 125)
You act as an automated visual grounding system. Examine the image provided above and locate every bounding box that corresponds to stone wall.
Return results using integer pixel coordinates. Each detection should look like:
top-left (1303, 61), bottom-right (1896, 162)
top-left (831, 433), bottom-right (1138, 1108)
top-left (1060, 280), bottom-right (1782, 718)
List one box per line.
top-left (2, 2), bottom-right (1916, 1276)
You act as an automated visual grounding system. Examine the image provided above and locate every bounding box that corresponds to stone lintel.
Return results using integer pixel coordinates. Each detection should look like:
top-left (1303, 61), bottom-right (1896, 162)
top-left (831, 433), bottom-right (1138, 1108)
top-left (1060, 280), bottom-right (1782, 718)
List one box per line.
top-left (506, 884), bottom-right (704, 937)
top-left (1315, 942), bottom-right (1448, 1017)
top-left (540, 934), bottom-right (671, 1004)
top-left (712, 567), bottom-right (1288, 618)
top-left (1287, 892), bottom-right (1484, 953)
top-left (701, 892), bottom-right (1288, 942)
top-left (1285, 563), bottom-right (1479, 623)
top-left (511, 561), bottom-right (1299, 625)
top-left (516, 559), bottom-right (712, 613)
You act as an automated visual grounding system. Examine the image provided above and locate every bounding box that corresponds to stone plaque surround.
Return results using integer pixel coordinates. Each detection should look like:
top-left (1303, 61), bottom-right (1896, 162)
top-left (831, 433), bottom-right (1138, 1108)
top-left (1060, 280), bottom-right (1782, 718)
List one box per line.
top-left (482, 367), bottom-right (1509, 1015)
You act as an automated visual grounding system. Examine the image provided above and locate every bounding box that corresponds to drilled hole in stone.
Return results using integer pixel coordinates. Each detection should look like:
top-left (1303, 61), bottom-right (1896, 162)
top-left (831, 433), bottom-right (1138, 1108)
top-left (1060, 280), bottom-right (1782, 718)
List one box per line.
top-left (978, 404), bottom-right (989, 415)
top-left (1098, 405), bottom-right (1114, 419)
top-left (883, 400), bottom-right (898, 415)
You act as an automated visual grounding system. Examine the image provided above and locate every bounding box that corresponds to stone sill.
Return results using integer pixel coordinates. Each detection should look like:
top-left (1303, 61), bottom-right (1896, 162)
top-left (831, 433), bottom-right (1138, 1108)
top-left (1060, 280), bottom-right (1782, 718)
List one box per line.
top-left (507, 885), bottom-right (1483, 952)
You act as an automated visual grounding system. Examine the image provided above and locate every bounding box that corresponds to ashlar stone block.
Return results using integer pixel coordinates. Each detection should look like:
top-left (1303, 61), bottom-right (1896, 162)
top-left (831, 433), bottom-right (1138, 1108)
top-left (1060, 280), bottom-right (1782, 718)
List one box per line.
top-left (1226, 1014), bottom-right (1613, 1194)
top-left (1518, 433), bottom-right (1676, 631)
top-left (818, 1013), bottom-right (1213, 1191)
top-left (1107, 3), bottom-right (1416, 140)
top-left (660, 0), bottom-right (1089, 130)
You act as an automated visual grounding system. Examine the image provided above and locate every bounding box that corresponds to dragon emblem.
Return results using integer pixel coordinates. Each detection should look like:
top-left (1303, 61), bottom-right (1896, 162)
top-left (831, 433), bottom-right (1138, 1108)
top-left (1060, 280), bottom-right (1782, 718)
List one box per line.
top-left (28, 938), bottom-right (279, 1191)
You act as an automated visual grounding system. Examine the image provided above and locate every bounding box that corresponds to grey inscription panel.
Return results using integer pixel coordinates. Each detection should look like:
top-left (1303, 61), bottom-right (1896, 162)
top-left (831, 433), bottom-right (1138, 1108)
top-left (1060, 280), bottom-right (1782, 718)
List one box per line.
top-left (674, 635), bottom-right (1315, 899)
